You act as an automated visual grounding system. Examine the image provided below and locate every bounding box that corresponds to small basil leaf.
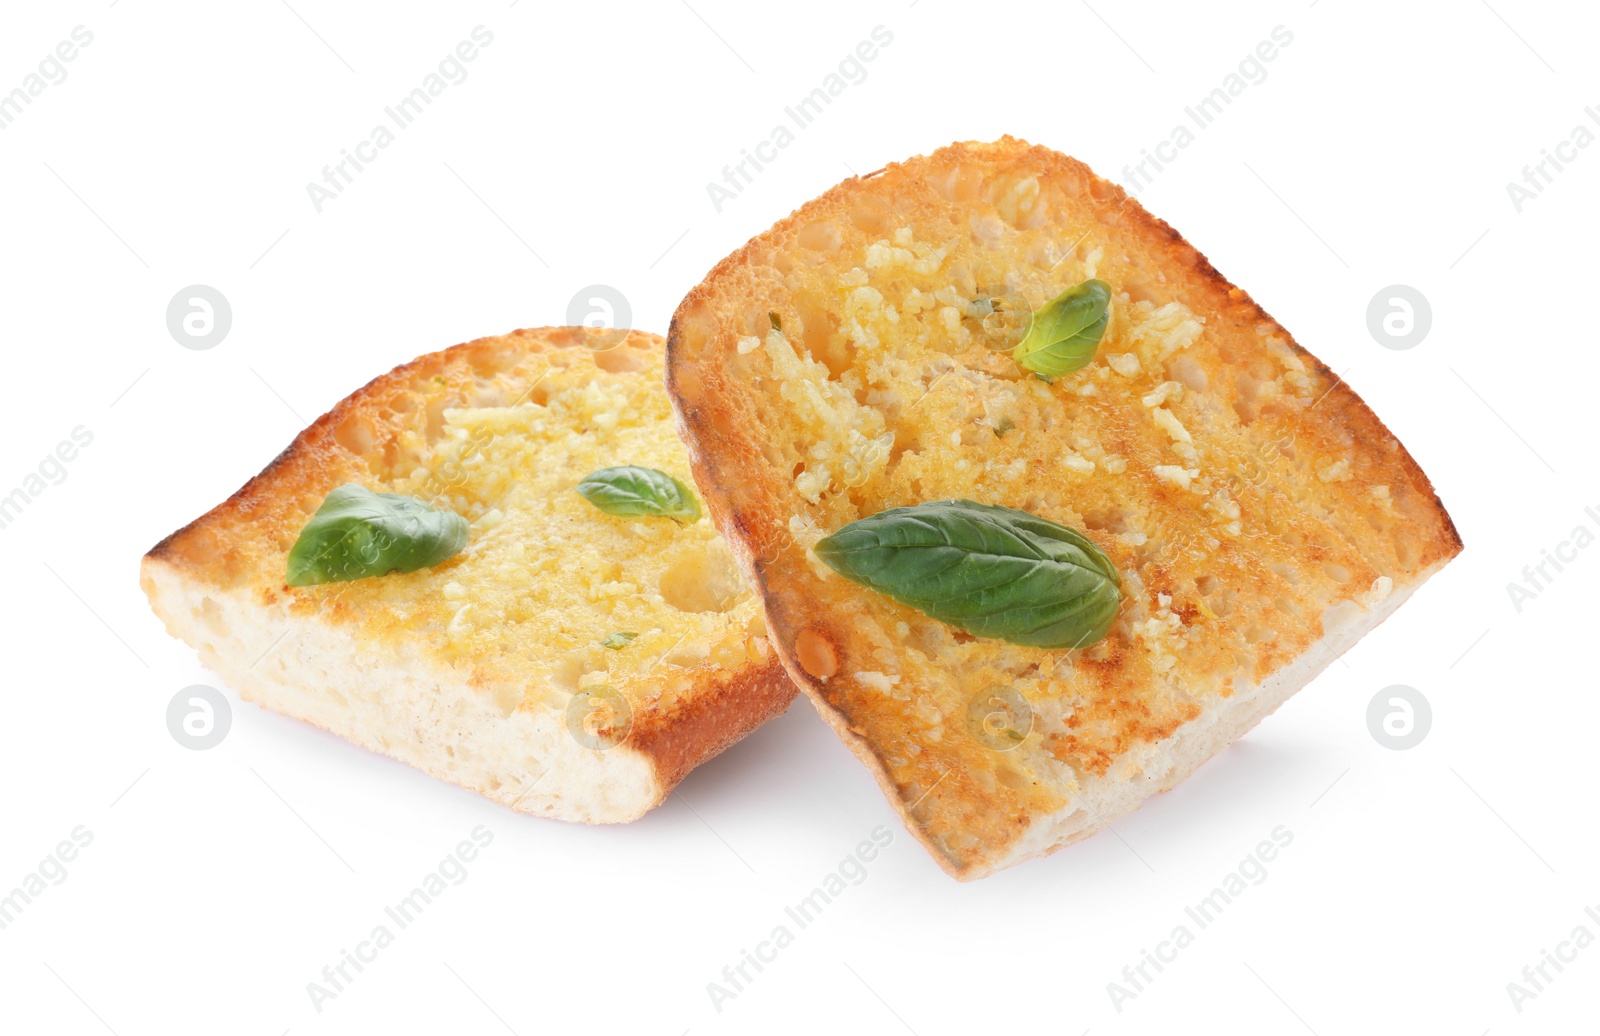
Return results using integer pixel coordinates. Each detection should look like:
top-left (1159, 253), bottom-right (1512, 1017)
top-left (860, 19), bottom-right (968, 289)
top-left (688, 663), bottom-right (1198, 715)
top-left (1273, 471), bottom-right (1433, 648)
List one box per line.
top-left (600, 631), bottom-right (638, 649)
top-left (576, 466), bottom-right (702, 524)
top-left (1013, 279), bottom-right (1112, 378)
top-left (286, 484), bottom-right (469, 587)
top-left (813, 500), bottom-right (1122, 650)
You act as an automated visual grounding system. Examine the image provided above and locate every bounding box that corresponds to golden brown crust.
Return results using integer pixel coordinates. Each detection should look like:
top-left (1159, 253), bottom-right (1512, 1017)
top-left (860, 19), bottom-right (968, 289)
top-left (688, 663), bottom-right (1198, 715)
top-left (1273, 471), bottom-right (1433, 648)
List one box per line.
top-left (149, 328), bottom-right (579, 578)
top-left (145, 326), bottom-right (795, 803)
top-left (627, 653), bottom-right (794, 790)
top-left (667, 137), bottom-right (1461, 876)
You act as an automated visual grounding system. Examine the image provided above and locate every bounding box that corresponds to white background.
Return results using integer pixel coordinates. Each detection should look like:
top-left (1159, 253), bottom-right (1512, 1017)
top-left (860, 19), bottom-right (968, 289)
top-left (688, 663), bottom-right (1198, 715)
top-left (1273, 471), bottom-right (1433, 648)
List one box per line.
top-left (1, 1), bottom-right (1595, 1033)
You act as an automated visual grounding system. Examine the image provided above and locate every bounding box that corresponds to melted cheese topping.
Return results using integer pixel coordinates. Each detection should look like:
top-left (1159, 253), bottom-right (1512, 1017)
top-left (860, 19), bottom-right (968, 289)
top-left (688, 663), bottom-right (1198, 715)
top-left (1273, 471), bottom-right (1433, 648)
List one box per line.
top-left (295, 348), bottom-right (765, 716)
top-left (700, 199), bottom-right (1416, 856)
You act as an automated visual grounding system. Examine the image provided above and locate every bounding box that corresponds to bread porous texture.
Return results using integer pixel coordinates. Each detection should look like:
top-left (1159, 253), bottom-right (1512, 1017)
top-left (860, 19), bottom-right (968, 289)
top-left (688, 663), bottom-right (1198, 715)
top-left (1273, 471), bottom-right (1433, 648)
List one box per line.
top-left (142, 327), bottom-right (795, 823)
top-left (668, 138), bottom-right (1460, 878)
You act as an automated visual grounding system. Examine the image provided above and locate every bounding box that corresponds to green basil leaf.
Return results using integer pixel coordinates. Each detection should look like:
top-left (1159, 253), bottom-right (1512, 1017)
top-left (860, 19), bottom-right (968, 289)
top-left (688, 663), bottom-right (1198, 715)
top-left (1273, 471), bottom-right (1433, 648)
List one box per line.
top-left (600, 631), bottom-right (638, 649)
top-left (813, 500), bottom-right (1122, 650)
top-left (1013, 279), bottom-right (1112, 378)
top-left (285, 484), bottom-right (469, 587)
top-left (576, 466), bottom-right (702, 524)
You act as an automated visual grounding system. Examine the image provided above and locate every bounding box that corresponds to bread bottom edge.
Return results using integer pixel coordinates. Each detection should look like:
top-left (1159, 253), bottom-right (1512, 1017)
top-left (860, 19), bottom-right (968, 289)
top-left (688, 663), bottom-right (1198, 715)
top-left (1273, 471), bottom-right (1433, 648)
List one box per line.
top-left (140, 558), bottom-right (666, 824)
top-left (974, 560), bottom-right (1451, 879)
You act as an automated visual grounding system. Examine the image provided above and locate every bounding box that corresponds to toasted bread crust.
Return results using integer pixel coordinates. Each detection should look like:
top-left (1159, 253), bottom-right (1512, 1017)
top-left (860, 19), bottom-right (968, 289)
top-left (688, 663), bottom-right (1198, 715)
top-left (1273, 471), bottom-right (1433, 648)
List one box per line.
top-left (667, 138), bottom-right (1461, 876)
top-left (145, 327), bottom-right (794, 814)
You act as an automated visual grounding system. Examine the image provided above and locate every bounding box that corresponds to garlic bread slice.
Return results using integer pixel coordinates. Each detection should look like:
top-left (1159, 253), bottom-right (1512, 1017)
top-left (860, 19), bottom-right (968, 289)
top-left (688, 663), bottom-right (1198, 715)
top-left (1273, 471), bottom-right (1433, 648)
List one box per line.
top-left (142, 327), bottom-right (794, 823)
top-left (667, 138), bottom-right (1460, 878)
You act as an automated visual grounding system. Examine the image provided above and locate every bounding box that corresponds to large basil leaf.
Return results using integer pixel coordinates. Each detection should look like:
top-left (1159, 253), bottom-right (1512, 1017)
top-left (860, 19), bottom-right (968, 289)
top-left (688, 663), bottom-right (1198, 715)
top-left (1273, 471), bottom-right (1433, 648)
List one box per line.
top-left (576, 466), bottom-right (702, 524)
top-left (813, 500), bottom-right (1122, 649)
top-left (285, 484), bottom-right (469, 587)
top-left (1013, 279), bottom-right (1111, 378)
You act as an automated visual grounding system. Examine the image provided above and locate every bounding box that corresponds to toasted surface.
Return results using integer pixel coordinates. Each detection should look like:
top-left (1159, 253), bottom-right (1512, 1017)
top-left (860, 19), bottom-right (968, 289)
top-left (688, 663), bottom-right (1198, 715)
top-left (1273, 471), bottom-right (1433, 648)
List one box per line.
top-left (142, 327), bottom-right (794, 822)
top-left (667, 138), bottom-right (1461, 877)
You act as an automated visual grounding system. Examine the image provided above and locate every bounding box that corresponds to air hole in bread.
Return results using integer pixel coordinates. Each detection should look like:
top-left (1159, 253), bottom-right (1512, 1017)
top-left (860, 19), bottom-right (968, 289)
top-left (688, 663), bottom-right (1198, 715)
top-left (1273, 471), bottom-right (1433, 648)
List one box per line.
top-left (660, 543), bottom-right (744, 614)
top-left (849, 194), bottom-right (894, 236)
top-left (996, 765), bottom-right (1030, 790)
top-left (548, 655), bottom-right (585, 694)
top-left (1194, 574), bottom-right (1219, 595)
top-left (197, 596), bottom-right (229, 639)
top-left (710, 408), bottom-right (736, 440)
top-left (1322, 562), bottom-right (1352, 583)
top-left (794, 627), bottom-right (838, 679)
top-left (593, 345), bottom-right (647, 374)
top-left (1167, 355), bottom-right (1209, 392)
top-left (800, 308), bottom-right (847, 377)
top-left (969, 212), bottom-right (1007, 248)
top-left (423, 398), bottom-right (450, 443)
top-left (797, 220), bottom-right (841, 252)
top-left (674, 367), bottom-right (704, 406)
top-left (815, 337), bottom-right (854, 380)
top-left (470, 344), bottom-right (521, 375)
top-left (472, 383), bottom-right (507, 407)
top-left (1081, 509), bottom-right (1130, 534)
top-left (675, 311), bottom-right (715, 360)
top-left (950, 163), bottom-right (985, 202)
top-left (333, 413), bottom-right (376, 456)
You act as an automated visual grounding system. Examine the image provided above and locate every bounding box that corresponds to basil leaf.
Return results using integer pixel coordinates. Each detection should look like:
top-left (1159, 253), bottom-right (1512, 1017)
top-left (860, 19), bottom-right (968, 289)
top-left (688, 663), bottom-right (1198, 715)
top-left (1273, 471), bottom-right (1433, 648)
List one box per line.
top-left (576, 466), bottom-right (702, 524)
top-left (1013, 279), bottom-right (1112, 378)
top-left (600, 631), bottom-right (638, 649)
top-left (813, 500), bottom-right (1122, 650)
top-left (285, 484), bottom-right (469, 587)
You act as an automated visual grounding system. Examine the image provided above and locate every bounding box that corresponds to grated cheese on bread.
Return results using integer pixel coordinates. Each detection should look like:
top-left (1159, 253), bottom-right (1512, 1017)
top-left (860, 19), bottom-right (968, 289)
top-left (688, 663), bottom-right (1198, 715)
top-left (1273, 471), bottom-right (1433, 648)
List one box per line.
top-left (141, 327), bottom-right (795, 823)
top-left (667, 138), bottom-right (1461, 879)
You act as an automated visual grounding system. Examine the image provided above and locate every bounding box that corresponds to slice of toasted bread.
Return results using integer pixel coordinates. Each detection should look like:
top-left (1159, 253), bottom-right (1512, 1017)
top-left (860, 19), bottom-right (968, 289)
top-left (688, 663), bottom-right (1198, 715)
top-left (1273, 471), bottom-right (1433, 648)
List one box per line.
top-left (667, 138), bottom-right (1461, 878)
top-left (141, 327), bottom-right (794, 823)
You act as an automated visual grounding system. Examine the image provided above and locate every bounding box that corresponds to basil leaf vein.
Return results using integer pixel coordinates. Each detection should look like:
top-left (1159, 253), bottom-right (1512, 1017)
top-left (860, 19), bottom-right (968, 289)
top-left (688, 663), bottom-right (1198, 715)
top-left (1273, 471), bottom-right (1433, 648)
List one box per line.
top-left (813, 500), bottom-right (1121, 649)
top-left (286, 483), bottom-right (469, 587)
top-left (576, 466), bottom-right (702, 524)
top-left (1013, 279), bottom-right (1112, 378)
